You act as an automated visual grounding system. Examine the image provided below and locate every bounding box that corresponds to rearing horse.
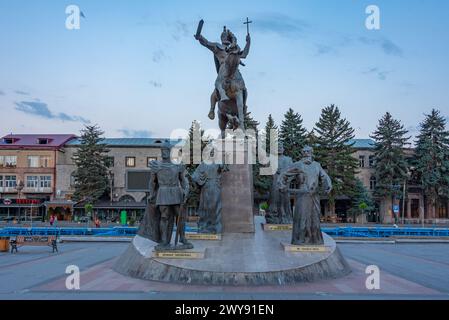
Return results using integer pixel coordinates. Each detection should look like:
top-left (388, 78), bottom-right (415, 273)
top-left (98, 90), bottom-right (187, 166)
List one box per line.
top-left (216, 45), bottom-right (248, 138)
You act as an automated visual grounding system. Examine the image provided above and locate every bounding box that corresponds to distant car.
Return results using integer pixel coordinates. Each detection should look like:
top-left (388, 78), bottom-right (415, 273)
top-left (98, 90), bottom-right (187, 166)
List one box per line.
top-left (78, 217), bottom-right (89, 223)
top-left (1, 216), bottom-right (15, 222)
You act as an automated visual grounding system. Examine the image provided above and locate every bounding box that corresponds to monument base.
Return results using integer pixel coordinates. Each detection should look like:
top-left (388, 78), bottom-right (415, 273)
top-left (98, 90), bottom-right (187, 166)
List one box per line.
top-left (114, 216), bottom-right (351, 286)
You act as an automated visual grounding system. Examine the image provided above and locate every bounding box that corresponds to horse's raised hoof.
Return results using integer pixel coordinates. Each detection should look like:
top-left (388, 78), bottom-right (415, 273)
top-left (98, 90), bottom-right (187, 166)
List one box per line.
top-left (208, 111), bottom-right (215, 120)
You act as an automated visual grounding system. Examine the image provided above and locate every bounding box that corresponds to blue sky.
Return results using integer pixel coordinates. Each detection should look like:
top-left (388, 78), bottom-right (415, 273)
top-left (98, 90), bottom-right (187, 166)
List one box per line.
top-left (0, 0), bottom-right (448, 140)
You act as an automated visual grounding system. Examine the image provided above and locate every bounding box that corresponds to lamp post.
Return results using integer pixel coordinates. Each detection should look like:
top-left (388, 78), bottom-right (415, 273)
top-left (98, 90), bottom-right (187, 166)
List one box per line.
top-left (391, 184), bottom-right (401, 224)
top-left (16, 180), bottom-right (24, 223)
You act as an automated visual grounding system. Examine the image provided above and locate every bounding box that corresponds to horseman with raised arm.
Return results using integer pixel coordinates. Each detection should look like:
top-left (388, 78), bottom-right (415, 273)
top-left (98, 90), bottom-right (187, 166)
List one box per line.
top-left (194, 20), bottom-right (251, 136)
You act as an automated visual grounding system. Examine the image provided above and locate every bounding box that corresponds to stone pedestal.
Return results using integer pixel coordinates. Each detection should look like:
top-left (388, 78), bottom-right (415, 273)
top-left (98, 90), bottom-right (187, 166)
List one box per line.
top-left (221, 164), bottom-right (255, 233)
top-left (216, 138), bottom-right (255, 233)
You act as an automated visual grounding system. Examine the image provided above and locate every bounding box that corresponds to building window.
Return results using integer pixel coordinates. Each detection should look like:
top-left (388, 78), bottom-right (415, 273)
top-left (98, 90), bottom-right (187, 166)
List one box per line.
top-left (369, 155), bottom-right (375, 168)
top-left (126, 157), bottom-right (136, 167)
top-left (370, 176), bottom-right (377, 190)
top-left (359, 155), bottom-right (365, 168)
top-left (0, 176), bottom-right (3, 187)
top-left (28, 156), bottom-right (40, 168)
top-left (40, 156), bottom-right (51, 168)
top-left (147, 157), bottom-right (157, 167)
top-left (40, 176), bottom-right (52, 188)
top-left (5, 176), bottom-right (17, 188)
top-left (1, 156), bottom-right (17, 168)
top-left (26, 176), bottom-right (39, 188)
top-left (37, 138), bottom-right (50, 145)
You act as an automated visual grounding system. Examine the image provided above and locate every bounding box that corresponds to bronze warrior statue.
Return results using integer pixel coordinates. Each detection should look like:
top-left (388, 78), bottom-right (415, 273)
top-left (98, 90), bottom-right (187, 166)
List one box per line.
top-left (148, 142), bottom-right (192, 251)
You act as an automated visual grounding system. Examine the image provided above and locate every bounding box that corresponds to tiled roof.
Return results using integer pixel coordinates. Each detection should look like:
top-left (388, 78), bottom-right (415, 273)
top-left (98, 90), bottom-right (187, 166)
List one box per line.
top-left (66, 138), bottom-right (184, 147)
top-left (0, 134), bottom-right (77, 149)
top-left (347, 139), bottom-right (375, 149)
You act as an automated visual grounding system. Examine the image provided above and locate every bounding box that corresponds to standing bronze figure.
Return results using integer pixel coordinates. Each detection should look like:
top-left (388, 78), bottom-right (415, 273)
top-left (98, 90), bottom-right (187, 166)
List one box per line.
top-left (148, 143), bottom-right (192, 251)
top-left (265, 142), bottom-right (294, 224)
top-left (192, 159), bottom-right (228, 234)
top-left (279, 146), bottom-right (332, 245)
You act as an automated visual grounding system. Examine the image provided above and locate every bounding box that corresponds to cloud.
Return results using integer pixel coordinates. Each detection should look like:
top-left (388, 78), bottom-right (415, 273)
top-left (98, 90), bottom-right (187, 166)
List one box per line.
top-left (14, 101), bottom-right (90, 124)
top-left (363, 67), bottom-right (391, 80)
top-left (118, 129), bottom-right (153, 138)
top-left (358, 37), bottom-right (403, 57)
top-left (315, 44), bottom-right (337, 56)
top-left (0, 90), bottom-right (4, 95)
top-left (15, 90), bottom-right (30, 96)
top-left (149, 80), bottom-right (162, 88)
top-left (172, 20), bottom-right (190, 42)
top-left (250, 13), bottom-right (309, 38)
top-left (152, 49), bottom-right (167, 63)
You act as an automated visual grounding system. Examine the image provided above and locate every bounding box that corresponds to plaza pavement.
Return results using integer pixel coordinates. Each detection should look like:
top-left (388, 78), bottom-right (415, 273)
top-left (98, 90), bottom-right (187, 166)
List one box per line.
top-left (0, 242), bottom-right (448, 300)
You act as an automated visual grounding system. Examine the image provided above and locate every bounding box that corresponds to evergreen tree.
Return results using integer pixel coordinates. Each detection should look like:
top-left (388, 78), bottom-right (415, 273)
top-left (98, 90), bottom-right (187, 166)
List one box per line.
top-left (72, 125), bottom-right (110, 204)
top-left (348, 179), bottom-right (375, 223)
top-left (279, 108), bottom-right (307, 161)
top-left (313, 105), bottom-right (359, 216)
top-left (264, 114), bottom-right (278, 154)
top-left (184, 120), bottom-right (208, 208)
top-left (370, 112), bottom-right (410, 222)
top-left (415, 109), bottom-right (449, 217)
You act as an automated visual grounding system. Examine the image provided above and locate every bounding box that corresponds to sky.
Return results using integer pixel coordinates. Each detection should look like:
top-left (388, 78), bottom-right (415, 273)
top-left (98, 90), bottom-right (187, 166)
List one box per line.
top-left (0, 0), bottom-right (448, 142)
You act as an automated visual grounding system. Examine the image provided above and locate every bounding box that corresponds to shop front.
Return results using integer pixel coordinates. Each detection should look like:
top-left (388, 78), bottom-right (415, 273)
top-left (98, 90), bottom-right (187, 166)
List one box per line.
top-left (0, 198), bottom-right (45, 222)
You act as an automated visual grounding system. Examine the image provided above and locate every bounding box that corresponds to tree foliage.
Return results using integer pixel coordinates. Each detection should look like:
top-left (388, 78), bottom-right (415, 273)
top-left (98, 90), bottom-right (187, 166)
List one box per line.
top-left (414, 109), bottom-right (449, 206)
top-left (279, 108), bottom-right (307, 161)
top-left (313, 105), bottom-right (359, 215)
top-left (72, 125), bottom-right (111, 203)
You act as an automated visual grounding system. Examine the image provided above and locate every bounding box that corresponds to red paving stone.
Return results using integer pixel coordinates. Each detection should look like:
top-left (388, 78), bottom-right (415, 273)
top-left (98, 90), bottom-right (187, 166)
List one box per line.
top-left (33, 257), bottom-right (440, 296)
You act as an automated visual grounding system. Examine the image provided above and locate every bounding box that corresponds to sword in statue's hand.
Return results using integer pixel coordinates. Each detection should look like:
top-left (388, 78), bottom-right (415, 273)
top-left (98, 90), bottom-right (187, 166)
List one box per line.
top-left (195, 19), bottom-right (204, 40)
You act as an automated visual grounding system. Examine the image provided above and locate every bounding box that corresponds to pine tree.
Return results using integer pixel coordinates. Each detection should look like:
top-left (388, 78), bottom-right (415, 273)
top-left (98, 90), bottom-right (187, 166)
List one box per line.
top-left (184, 120), bottom-right (208, 208)
top-left (264, 114), bottom-right (278, 154)
top-left (348, 179), bottom-right (375, 223)
top-left (313, 104), bottom-right (359, 216)
top-left (279, 108), bottom-right (307, 161)
top-left (72, 125), bottom-right (110, 204)
top-left (415, 109), bottom-right (449, 218)
top-left (370, 112), bottom-right (410, 223)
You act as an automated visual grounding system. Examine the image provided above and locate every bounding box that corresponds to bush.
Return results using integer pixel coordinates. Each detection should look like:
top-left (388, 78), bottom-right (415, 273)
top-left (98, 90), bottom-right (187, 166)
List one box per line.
top-left (260, 202), bottom-right (269, 211)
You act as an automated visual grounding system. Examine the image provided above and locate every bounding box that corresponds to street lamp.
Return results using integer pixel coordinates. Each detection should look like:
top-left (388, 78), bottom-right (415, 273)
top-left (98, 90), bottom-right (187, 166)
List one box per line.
top-left (402, 167), bottom-right (414, 225)
top-left (16, 180), bottom-right (24, 223)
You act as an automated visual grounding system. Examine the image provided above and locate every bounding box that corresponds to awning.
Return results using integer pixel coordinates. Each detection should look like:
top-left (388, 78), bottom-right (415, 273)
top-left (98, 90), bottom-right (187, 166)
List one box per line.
top-left (44, 201), bottom-right (75, 210)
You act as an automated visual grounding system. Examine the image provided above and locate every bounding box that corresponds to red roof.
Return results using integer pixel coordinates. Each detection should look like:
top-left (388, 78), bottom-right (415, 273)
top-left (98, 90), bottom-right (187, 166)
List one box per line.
top-left (0, 134), bottom-right (77, 149)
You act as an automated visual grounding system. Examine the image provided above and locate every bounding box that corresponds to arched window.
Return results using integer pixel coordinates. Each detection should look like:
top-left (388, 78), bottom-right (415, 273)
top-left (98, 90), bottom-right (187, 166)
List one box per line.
top-left (119, 195), bottom-right (136, 203)
top-left (369, 176), bottom-right (377, 190)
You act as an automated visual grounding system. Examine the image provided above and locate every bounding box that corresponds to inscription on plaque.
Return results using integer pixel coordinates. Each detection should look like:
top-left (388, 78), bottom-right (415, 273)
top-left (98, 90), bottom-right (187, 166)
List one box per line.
top-left (282, 243), bottom-right (329, 253)
top-left (186, 233), bottom-right (222, 240)
top-left (153, 251), bottom-right (205, 259)
top-left (262, 224), bottom-right (293, 231)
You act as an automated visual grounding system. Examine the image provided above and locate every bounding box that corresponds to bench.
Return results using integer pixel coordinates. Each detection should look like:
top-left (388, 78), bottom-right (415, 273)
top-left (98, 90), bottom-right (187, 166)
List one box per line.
top-left (10, 235), bottom-right (58, 253)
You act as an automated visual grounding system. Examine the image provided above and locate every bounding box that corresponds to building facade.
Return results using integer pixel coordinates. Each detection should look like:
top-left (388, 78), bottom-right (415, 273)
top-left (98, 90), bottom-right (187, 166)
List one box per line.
top-left (55, 138), bottom-right (182, 221)
top-left (0, 134), bottom-right (76, 219)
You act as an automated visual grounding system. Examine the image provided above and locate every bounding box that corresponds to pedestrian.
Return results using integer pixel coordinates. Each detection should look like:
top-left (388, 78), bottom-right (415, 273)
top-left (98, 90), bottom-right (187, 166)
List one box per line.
top-left (49, 215), bottom-right (55, 226)
top-left (95, 217), bottom-right (101, 228)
